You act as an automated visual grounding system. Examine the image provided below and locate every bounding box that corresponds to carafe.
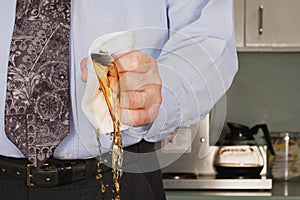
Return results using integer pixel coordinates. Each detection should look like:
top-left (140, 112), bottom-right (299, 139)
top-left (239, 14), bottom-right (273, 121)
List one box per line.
top-left (213, 123), bottom-right (275, 179)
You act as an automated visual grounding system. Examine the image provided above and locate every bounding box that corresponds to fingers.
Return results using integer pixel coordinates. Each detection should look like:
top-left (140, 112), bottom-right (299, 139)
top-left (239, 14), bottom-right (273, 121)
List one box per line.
top-left (80, 57), bottom-right (88, 82)
top-left (123, 91), bottom-right (148, 109)
top-left (121, 84), bottom-right (161, 126)
top-left (119, 71), bottom-right (160, 91)
top-left (114, 50), bottom-right (157, 73)
top-left (122, 86), bottom-right (161, 109)
top-left (122, 109), bottom-right (151, 126)
top-left (113, 51), bottom-right (162, 126)
top-left (122, 104), bottom-right (161, 126)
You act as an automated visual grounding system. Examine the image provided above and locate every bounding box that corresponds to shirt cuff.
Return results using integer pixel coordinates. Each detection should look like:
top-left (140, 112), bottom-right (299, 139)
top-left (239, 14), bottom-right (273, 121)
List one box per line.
top-left (122, 122), bottom-right (154, 138)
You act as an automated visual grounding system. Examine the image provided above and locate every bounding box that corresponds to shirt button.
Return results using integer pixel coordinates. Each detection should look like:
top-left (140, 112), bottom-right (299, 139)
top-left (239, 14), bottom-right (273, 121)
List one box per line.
top-left (61, 152), bottom-right (69, 158)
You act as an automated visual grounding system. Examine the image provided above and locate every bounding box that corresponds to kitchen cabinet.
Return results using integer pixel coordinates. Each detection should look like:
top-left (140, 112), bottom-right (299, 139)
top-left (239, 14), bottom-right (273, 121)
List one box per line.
top-left (234, 0), bottom-right (300, 51)
top-left (234, 0), bottom-right (245, 49)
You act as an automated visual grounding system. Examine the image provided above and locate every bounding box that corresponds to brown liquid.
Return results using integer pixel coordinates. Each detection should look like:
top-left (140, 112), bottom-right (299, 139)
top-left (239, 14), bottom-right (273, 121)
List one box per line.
top-left (215, 164), bottom-right (263, 179)
top-left (93, 60), bottom-right (123, 200)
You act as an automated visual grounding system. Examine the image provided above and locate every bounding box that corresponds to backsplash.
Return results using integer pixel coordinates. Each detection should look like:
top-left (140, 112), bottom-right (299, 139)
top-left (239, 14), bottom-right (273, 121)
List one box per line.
top-left (223, 52), bottom-right (300, 132)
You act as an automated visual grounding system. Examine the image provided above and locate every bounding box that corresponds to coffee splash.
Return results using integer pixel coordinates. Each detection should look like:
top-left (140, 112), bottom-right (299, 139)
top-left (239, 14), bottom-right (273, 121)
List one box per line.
top-left (91, 53), bottom-right (123, 200)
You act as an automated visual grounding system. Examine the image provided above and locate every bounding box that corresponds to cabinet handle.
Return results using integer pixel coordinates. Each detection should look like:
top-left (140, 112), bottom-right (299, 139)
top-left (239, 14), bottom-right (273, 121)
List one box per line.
top-left (259, 5), bottom-right (264, 35)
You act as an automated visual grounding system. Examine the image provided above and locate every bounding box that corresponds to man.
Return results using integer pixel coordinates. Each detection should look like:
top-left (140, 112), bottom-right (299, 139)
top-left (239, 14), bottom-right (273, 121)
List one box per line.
top-left (0, 0), bottom-right (238, 200)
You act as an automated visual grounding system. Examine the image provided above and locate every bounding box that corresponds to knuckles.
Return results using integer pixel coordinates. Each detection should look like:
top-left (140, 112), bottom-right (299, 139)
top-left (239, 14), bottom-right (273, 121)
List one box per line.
top-left (125, 50), bottom-right (158, 71)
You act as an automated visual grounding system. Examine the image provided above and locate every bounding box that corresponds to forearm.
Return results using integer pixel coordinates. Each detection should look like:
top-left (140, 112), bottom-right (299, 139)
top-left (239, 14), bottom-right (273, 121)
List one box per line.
top-left (147, 37), bottom-right (237, 141)
top-left (144, 0), bottom-right (238, 142)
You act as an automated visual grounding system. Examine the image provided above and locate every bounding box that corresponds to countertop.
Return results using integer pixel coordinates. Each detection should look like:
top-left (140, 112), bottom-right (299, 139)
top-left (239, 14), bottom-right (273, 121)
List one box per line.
top-left (165, 181), bottom-right (300, 200)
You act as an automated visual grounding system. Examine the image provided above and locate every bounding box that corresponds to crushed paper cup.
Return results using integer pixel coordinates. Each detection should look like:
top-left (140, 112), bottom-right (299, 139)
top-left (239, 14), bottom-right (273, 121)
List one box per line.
top-left (81, 31), bottom-right (135, 134)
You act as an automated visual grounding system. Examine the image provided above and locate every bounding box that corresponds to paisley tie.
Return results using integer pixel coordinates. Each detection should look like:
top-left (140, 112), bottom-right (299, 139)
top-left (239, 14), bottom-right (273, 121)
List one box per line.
top-left (4, 0), bottom-right (71, 168)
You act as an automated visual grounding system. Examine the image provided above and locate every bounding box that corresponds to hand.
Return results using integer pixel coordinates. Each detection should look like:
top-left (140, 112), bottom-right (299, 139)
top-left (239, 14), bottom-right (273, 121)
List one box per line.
top-left (80, 50), bottom-right (162, 126)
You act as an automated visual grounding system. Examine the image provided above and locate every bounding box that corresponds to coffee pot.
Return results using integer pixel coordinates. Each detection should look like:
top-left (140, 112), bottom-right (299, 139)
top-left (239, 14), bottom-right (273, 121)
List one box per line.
top-left (213, 122), bottom-right (275, 179)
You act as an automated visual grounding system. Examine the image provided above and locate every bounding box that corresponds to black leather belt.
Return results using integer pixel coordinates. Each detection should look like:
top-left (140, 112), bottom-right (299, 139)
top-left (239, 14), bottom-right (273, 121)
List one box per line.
top-left (0, 140), bottom-right (155, 187)
top-left (0, 155), bottom-right (99, 187)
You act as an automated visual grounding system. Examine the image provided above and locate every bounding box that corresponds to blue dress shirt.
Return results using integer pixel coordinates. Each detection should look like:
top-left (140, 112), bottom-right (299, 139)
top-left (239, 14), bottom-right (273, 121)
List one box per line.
top-left (0, 0), bottom-right (238, 159)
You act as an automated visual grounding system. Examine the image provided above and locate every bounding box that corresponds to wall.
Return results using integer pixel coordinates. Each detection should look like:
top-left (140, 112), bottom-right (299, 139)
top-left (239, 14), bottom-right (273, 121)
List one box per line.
top-left (223, 52), bottom-right (300, 132)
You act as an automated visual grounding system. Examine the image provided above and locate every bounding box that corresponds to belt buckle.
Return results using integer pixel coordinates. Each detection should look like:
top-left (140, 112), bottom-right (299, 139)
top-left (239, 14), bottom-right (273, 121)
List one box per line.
top-left (26, 163), bottom-right (49, 187)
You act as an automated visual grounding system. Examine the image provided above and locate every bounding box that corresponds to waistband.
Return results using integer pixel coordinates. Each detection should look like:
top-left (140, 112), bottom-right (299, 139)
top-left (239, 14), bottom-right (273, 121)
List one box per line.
top-left (0, 140), bottom-right (155, 187)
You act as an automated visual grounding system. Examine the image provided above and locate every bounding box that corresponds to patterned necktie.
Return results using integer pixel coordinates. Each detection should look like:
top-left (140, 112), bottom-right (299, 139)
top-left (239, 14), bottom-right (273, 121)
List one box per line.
top-left (5, 0), bottom-right (71, 168)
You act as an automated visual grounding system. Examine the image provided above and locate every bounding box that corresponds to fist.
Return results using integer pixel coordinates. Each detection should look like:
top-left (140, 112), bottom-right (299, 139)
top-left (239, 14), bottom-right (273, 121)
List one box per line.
top-left (80, 50), bottom-right (162, 126)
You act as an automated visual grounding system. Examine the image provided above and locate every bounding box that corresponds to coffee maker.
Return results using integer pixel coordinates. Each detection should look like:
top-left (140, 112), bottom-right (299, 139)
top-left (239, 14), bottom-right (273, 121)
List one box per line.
top-left (159, 115), bottom-right (273, 190)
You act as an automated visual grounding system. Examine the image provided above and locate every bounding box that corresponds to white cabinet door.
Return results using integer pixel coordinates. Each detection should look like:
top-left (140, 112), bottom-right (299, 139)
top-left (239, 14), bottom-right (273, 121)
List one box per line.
top-left (245, 0), bottom-right (300, 49)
